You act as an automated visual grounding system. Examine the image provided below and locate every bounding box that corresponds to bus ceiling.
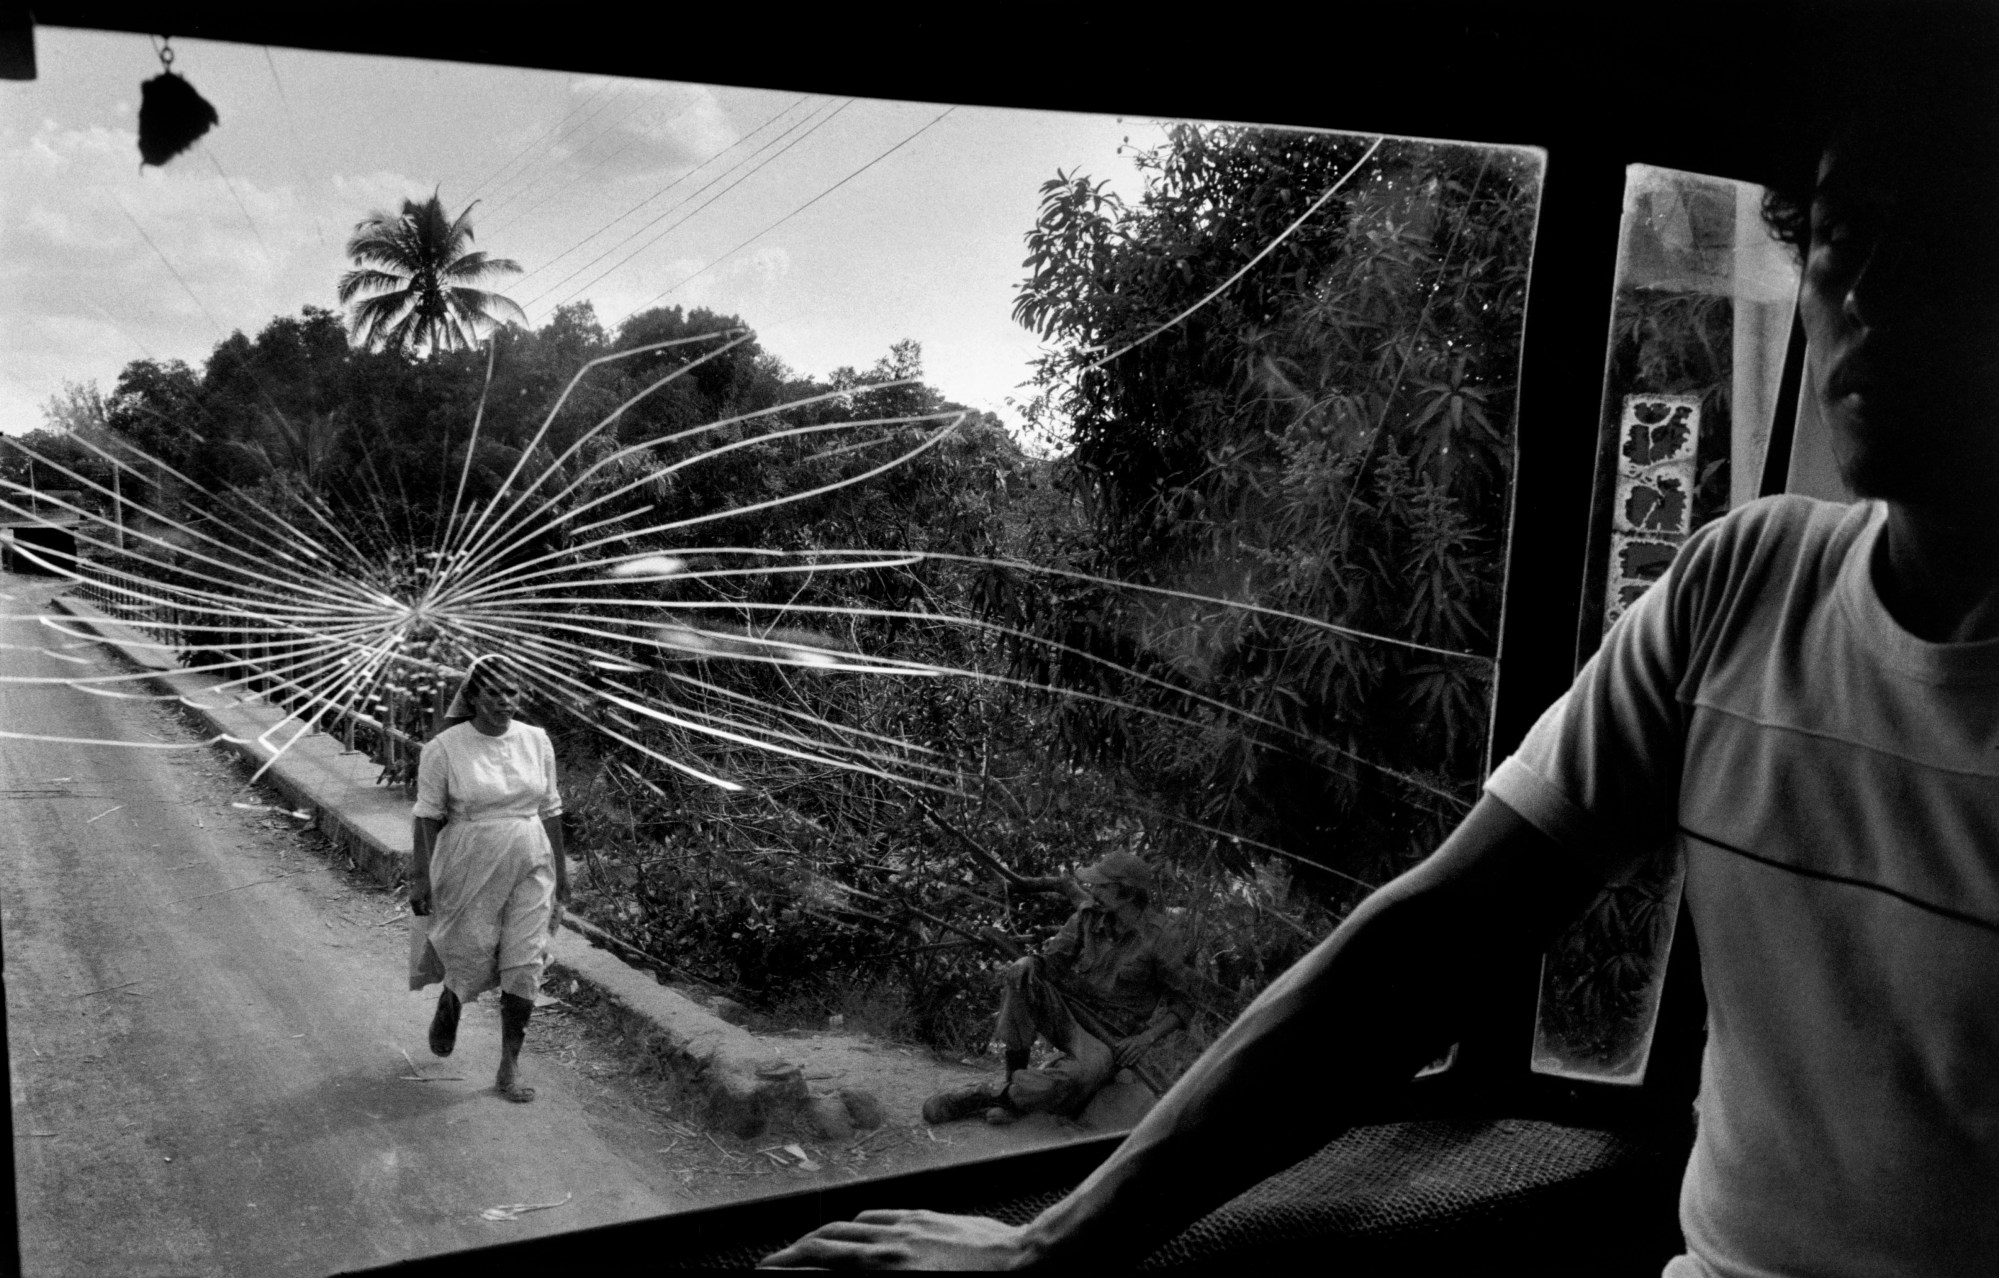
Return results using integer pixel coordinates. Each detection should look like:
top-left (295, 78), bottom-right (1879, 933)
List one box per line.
top-left (24, 3), bottom-right (1852, 187)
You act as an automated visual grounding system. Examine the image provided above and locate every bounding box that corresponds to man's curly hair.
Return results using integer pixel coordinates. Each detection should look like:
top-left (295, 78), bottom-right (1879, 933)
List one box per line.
top-left (1753, 13), bottom-right (1999, 261)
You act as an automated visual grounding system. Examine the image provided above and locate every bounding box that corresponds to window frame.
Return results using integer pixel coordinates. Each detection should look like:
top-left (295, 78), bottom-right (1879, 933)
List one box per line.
top-left (10, 7), bottom-right (1823, 1270)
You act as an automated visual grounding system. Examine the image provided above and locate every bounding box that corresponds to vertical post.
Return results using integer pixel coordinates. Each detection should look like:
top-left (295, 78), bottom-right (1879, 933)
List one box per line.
top-left (1730, 180), bottom-right (1801, 510)
top-left (1464, 144), bottom-right (1627, 1114)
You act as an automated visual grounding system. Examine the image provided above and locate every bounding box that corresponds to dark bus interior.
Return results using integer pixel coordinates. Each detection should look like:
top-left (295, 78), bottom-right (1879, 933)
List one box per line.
top-left (4, 3), bottom-right (1922, 1272)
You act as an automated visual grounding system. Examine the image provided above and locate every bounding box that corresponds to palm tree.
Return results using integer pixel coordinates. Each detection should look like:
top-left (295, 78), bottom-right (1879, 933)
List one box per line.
top-left (336, 193), bottom-right (526, 355)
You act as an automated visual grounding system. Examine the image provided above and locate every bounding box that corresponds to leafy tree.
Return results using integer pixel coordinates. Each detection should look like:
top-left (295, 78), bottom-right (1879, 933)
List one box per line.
top-left (1001, 125), bottom-right (1541, 899)
top-left (41, 379), bottom-right (108, 436)
top-left (336, 193), bottom-right (525, 355)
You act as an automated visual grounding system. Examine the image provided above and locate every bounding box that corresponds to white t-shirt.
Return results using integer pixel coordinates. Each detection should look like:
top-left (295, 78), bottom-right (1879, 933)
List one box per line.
top-left (1488, 495), bottom-right (1999, 1277)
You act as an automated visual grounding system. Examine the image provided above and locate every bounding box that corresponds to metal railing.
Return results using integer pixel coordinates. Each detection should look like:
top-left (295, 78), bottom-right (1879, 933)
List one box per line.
top-left (69, 555), bottom-right (426, 788)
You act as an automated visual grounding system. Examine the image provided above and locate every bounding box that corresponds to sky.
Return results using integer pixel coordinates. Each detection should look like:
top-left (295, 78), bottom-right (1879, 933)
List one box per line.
top-left (1, 28), bottom-right (1174, 436)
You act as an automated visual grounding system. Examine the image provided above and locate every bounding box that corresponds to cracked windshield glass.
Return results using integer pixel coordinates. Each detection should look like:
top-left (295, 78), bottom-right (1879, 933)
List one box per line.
top-left (1, 27), bottom-right (1542, 1274)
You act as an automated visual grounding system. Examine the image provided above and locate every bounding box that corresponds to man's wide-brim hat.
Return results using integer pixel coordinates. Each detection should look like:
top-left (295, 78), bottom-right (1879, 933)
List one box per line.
top-left (1077, 851), bottom-right (1153, 894)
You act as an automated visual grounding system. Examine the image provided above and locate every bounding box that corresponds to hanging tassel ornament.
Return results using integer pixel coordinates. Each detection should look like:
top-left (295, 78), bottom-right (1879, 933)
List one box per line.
top-left (137, 37), bottom-right (218, 168)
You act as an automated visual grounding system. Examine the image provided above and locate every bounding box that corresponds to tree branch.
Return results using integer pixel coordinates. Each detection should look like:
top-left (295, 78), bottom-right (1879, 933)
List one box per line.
top-left (918, 801), bottom-right (1082, 901)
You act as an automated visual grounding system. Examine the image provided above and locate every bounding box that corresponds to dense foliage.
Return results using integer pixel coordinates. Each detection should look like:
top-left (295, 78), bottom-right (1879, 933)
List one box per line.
top-left (999, 127), bottom-right (1540, 905)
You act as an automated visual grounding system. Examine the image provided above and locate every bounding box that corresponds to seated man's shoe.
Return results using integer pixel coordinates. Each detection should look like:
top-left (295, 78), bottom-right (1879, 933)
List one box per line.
top-left (922, 1080), bottom-right (1006, 1124)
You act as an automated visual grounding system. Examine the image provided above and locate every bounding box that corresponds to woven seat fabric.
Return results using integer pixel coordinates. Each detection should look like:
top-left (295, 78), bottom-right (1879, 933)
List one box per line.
top-left (1138, 1118), bottom-right (1664, 1270)
top-left (663, 1119), bottom-right (1672, 1269)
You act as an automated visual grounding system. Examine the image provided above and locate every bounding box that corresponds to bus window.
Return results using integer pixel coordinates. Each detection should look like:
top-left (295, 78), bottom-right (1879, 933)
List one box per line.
top-left (1530, 164), bottom-right (1799, 1085)
top-left (6, 27), bottom-right (1546, 1270)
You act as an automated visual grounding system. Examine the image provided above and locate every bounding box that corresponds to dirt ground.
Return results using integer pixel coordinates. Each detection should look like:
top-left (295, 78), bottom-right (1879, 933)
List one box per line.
top-left (148, 700), bottom-right (1102, 1198)
top-left (5, 572), bottom-right (1147, 1277)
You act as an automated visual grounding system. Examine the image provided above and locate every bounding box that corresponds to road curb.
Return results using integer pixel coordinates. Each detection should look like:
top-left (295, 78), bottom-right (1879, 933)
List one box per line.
top-left (48, 590), bottom-right (814, 1136)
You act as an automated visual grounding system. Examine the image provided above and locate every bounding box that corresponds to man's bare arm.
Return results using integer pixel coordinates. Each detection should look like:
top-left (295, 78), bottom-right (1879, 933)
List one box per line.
top-left (762, 794), bottom-right (1603, 1270)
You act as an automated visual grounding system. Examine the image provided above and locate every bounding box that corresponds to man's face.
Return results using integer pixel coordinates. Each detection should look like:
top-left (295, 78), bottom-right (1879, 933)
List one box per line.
top-left (1800, 130), bottom-right (1999, 509)
top-left (1086, 883), bottom-right (1132, 917)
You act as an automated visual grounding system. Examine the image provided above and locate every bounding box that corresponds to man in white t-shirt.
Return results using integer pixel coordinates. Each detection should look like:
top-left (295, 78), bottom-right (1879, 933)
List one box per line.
top-left (766, 35), bottom-right (1999, 1278)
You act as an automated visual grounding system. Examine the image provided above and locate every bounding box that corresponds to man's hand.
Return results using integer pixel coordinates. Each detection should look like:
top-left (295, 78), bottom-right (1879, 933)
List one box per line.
top-left (760, 1210), bottom-right (1032, 1270)
top-left (408, 876), bottom-right (431, 917)
top-left (1112, 1032), bottom-right (1157, 1070)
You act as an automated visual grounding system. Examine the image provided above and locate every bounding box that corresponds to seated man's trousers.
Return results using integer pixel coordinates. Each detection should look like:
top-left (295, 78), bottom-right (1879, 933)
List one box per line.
top-left (994, 956), bottom-right (1116, 1117)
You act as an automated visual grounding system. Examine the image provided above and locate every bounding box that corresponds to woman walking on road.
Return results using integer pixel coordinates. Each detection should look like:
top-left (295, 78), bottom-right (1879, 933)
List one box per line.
top-left (408, 654), bottom-right (569, 1102)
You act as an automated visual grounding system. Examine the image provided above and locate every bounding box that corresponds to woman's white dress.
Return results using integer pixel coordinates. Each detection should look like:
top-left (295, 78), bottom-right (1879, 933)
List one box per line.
top-left (412, 720), bottom-right (562, 1001)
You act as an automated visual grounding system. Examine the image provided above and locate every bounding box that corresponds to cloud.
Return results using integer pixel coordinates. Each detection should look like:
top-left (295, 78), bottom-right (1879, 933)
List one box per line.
top-left (562, 79), bottom-right (734, 179)
top-left (473, 79), bottom-right (737, 229)
top-left (0, 117), bottom-right (353, 432)
top-left (329, 170), bottom-right (433, 218)
top-left (720, 244), bottom-right (791, 289)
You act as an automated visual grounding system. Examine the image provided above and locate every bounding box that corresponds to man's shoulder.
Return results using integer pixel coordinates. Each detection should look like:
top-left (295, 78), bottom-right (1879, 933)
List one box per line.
top-left (1669, 496), bottom-right (1873, 610)
top-left (1687, 495), bottom-right (1868, 566)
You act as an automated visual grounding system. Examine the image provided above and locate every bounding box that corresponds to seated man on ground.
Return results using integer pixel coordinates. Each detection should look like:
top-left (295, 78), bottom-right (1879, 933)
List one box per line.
top-left (766, 23), bottom-right (1999, 1275)
top-left (922, 851), bottom-right (1195, 1126)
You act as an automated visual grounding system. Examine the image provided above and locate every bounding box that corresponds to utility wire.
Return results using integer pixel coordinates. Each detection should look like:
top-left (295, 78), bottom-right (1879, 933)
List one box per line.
top-left (111, 193), bottom-right (316, 449)
top-left (485, 92), bottom-right (703, 239)
top-left (507, 94), bottom-right (813, 294)
top-left (201, 145), bottom-right (271, 260)
top-left (260, 46), bottom-right (325, 245)
top-left (477, 80), bottom-right (649, 219)
top-left (116, 195), bottom-right (228, 338)
top-left (616, 104), bottom-right (957, 326)
top-left (460, 75), bottom-right (619, 204)
top-left (525, 98), bottom-right (852, 316)
top-left (480, 85), bottom-right (666, 224)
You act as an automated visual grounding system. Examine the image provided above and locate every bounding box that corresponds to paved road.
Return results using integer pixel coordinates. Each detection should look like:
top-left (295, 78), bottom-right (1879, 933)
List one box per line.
top-left (1, 576), bottom-right (691, 1275)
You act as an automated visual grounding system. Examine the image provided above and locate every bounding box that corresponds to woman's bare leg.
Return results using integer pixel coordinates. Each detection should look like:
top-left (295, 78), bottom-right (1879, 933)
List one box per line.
top-left (496, 991), bottom-right (535, 1102)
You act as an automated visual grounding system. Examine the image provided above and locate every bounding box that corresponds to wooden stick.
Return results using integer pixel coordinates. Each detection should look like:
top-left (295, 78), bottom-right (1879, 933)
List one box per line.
top-left (71, 979), bottom-right (142, 998)
top-left (162, 871), bottom-right (300, 906)
top-left (706, 1132), bottom-right (743, 1160)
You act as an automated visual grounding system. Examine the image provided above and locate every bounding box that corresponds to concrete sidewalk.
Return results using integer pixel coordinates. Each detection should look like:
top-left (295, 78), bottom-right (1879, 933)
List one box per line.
top-left (46, 591), bottom-right (816, 1137)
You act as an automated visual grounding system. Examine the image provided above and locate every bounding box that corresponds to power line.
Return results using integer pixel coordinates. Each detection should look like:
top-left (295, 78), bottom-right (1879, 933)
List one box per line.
top-left (110, 194), bottom-right (303, 443)
top-left (476, 80), bottom-right (649, 219)
top-left (484, 92), bottom-right (703, 239)
top-left (260, 46), bottom-right (325, 245)
top-left (201, 144), bottom-right (271, 260)
top-left (523, 98), bottom-right (850, 316)
top-left (116, 194), bottom-right (228, 338)
top-left (616, 104), bottom-right (958, 326)
top-left (459, 75), bottom-right (620, 205)
top-left (532, 98), bottom-right (854, 317)
top-left (480, 86), bottom-right (667, 224)
top-left (506, 94), bottom-right (814, 295)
